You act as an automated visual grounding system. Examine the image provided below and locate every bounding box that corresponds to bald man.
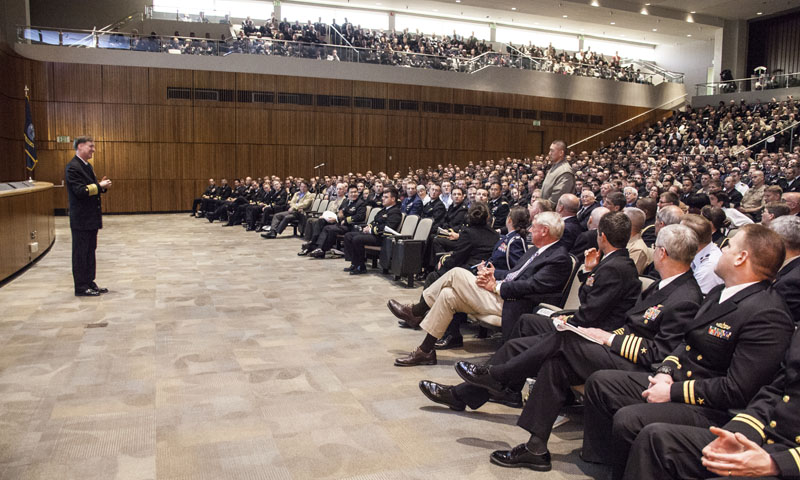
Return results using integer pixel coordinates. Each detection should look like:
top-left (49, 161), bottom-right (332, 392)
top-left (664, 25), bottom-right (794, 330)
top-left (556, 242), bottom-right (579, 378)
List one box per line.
top-left (555, 193), bottom-right (582, 251)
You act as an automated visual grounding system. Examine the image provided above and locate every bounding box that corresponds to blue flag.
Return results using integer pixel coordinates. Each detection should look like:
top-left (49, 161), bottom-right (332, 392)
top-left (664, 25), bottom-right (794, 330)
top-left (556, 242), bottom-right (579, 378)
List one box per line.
top-left (24, 95), bottom-right (37, 172)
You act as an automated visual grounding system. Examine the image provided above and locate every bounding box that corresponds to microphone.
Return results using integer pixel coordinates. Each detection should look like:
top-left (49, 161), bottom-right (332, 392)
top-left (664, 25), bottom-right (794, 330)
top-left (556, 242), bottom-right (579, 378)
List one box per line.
top-left (314, 163), bottom-right (326, 168)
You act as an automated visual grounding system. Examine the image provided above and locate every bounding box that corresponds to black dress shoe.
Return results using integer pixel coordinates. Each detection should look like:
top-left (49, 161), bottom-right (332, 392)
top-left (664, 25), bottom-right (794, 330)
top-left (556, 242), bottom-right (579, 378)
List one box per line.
top-left (397, 320), bottom-right (421, 330)
top-left (490, 444), bottom-right (551, 471)
top-left (343, 264), bottom-right (355, 272)
top-left (297, 249), bottom-right (309, 256)
top-left (349, 265), bottom-right (367, 275)
top-left (387, 299), bottom-right (423, 328)
top-left (419, 380), bottom-right (466, 411)
top-left (394, 347), bottom-right (437, 366)
top-left (455, 361), bottom-right (505, 396)
top-left (301, 242), bottom-right (313, 250)
top-left (90, 283), bottom-right (109, 294)
top-left (309, 249), bottom-right (325, 258)
top-left (435, 334), bottom-right (464, 350)
top-left (488, 389), bottom-right (523, 408)
top-left (75, 288), bottom-right (101, 297)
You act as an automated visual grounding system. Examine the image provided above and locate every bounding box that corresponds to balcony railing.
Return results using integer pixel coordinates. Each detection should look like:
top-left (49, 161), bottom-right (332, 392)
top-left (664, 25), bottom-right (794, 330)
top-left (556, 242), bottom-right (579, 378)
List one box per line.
top-left (695, 71), bottom-right (800, 97)
top-left (16, 25), bottom-right (680, 84)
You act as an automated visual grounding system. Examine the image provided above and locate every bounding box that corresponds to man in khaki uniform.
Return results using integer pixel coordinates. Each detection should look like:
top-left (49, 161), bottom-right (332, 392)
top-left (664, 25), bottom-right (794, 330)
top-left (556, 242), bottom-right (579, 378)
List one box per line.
top-left (540, 140), bottom-right (575, 205)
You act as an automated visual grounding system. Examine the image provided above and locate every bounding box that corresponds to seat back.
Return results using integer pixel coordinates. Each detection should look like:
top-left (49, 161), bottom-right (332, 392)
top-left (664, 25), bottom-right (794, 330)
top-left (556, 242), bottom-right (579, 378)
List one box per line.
top-left (726, 228), bottom-right (739, 239)
top-left (317, 199), bottom-right (330, 213)
top-left (310, 198), bottom-right (321, 212)
top-left (365, 207), bottom-right (379, 224)
top-left (325, 199), bottom-right (339, 212)
top-left (557, 254), bottom-right (581, 309)
top-left (399, 215), bottom-right (418, 236)
top-left (562, 263), bottom-right (584, 310)
top-left (639, 276), bottom-right (656, 292)
top-left (412, 218), bottom-right (434, 240)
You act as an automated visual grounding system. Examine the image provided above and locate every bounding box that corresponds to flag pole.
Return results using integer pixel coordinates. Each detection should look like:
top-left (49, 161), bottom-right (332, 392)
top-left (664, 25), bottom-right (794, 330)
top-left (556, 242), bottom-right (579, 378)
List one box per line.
top-left (24, 85), bottom-right (33, 182)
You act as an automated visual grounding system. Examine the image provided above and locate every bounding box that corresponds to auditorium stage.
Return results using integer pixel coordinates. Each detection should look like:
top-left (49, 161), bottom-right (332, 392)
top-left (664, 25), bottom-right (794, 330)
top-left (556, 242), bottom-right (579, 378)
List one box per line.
top-left (0, 214), bottom-right (605, 479)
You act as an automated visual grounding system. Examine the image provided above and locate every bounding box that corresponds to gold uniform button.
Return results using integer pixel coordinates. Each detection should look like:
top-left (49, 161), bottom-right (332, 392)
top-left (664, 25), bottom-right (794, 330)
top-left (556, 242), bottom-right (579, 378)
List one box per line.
top-left (686, 371), bottom-right (692, 378)
top-left (697, 355), bottom-right (703, 361)
top-left (769, 421), bottom-right (777, 428)
top-left (795, 436), bottom-right (800, 444)
top-left (686, 345), bottom-right (691, 351)
top-left (767, 439), bottom-right (775, 445)
top-left (783, 395), bottom-right (790, 403)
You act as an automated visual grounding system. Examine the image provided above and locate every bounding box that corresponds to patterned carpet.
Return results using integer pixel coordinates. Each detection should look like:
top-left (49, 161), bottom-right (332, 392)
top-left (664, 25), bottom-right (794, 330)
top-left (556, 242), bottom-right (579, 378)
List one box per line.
top-left (0, 214), bottom-right (607, 479)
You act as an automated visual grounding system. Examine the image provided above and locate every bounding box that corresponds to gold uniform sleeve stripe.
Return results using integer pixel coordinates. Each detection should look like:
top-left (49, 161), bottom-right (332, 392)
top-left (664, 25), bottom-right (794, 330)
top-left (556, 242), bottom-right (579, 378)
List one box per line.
top-left (664, 356), bottom-right (681, 368)
top-left (621, 336), bottom-right (632, 360)
top-left (736, 414), bottom-right (765, 430)
top-left (689, 380), bottom-right (696, 405)
top-left (632, 337), bottom-right (643, 364)
top-left (87, 183), bottom-right (99, 196)
top-left (731, 416), bottom-right (766, 440)
top-left (626, 336), bottom-right (638, 361)
top-left (614, 328), bottom-right (625, 335)
top-left (789, 448), bottom-right (800, 472)
top-left (683, 381), bottom-right (690, 404)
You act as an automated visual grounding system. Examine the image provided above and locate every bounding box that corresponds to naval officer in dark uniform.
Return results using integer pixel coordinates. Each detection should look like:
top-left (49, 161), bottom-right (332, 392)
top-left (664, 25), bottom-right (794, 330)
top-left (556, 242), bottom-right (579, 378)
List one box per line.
top-left (65, 136), bottom-right (112, 296)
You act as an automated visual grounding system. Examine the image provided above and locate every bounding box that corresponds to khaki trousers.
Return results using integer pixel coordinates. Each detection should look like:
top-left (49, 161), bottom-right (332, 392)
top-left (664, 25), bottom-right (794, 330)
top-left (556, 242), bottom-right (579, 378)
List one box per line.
top-left (420, 267), bottom-right (503, 338)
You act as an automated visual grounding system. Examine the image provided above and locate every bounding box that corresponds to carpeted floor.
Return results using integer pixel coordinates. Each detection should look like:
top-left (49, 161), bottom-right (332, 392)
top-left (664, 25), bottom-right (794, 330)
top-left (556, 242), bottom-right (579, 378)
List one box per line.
top-left (0, 214), bottom-right (608, 479)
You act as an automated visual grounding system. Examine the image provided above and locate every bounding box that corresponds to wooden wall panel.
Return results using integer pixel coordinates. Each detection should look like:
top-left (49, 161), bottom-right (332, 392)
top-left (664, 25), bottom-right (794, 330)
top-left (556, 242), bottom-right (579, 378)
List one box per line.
top-left (236, 73), bottom-right (276, 93)
top-left (26, 61), bottom-right (54, 103)
top-left (422, 117), bottom-right (455, 150)
top-left (275, 76), bottom-right (316, 95)
top-left (101, 179), bottom-right (151, 213)
top-left (352, 81), bottom-right (387, 99)
top-left (150, 179), bottom-right (183, 211)
top-left (271, 111), bottom-right (315, 145)
top-left (315, 146), bottom-right (352, 176)
top-left (147, 105), bottom-right (193, 143)
top-left (276, 145), bottom-right (315, 178)
top-left (386, 116), bottom-right (422, 148)
top-left (50, 103), bottom-right (104, 141)
top-left (314, 111), bottom-right (352, 146)
top-left (148, 68), bottom-right (193, 105)
top-left (352, 147), bottom-right (386, 174)
top-left (236, 144), bottom-right (277, 179)
top-left (237, 109), bottom-right (272, 144)
top-left (102, 66), bottom-right (149, 104)
top-left (352, 114), bottom-right (387, 147)
top-left (194, 107), bottom-right (236, 144)
top-left (102, 104), bottom-right (149, 141)
top-left (150, 143), bottom-right (187, 180)
top-left (51, 63), bottom-right (102, 103)
top-left (455, 120), bottom-right (485, 151)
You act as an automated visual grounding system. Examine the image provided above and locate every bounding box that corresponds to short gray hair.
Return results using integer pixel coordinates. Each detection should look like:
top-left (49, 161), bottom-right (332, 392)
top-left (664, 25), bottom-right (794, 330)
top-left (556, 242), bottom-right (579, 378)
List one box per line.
top-left (535, 211), bottom-right (565, 240)
top-left (770, 215), bottom-right (800, 251)
top-left (657, 205), bottom-right (684, 226)
top-left (656, 224), bottom-right (698, 265)
top-left (588, 206), bottom-right (610, 230)
top-left (623, 207), bottom-right (646, 233)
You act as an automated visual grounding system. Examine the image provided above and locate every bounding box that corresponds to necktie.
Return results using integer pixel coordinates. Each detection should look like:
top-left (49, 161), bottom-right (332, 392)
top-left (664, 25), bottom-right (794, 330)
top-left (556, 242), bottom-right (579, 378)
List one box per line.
top-left (506, 250), bottom-right (540, 282)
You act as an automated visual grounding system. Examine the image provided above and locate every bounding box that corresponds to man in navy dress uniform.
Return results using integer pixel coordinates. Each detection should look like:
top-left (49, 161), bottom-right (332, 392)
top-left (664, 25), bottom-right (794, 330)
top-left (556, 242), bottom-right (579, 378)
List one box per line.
top-left (65, 136), bottom-right (112, 296)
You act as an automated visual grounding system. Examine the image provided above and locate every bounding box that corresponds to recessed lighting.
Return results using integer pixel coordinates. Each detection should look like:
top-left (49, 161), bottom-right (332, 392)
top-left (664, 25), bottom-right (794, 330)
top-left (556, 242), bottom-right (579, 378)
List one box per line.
top-left (511, 7), bottom-right (516, 10)
top-left (455, 0), bottom-right (460, 2)
top-left (610, 21), bottom-right (615, 24)
top-left (652, 28), bottom-right (657, 31)
top-left (690, 10), bottom-right (696, 13)
top-left (562, 14), bottom-right (568, 18)
top-left (686, 14), bottom-right (694, 22)
top-left (756, 11), bottom-right (763, 14)
top-left (640, 7), bottom-right (648, 14)
top-left (687, 34), bottom-right (692, 37)
top-left (591, 0), bottom-right (600, 6)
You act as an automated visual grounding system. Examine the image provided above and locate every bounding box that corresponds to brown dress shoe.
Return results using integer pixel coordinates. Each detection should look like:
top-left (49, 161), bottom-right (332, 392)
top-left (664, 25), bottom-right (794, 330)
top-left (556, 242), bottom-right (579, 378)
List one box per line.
top-left (394, 347), bottom-right (437, 367)
top-left (387, 299), bottom-right (423, 328)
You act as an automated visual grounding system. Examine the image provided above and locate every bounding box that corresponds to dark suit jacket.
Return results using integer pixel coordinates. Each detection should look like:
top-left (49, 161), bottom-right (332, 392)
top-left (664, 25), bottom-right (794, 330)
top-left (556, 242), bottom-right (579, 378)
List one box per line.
top-left (577, 202), bottom-right (599, 230)
top-left (441, 201), bottom-right (469, 232)
top-left (370, 204), bottom-right (402, 237)
top-left (773, 256), bottom-right (800, 325)
top-left (570, 229), bottom-right (598, 264)
top-left (609, 271), bottom-right (703, 368)
top-left (440, 224), bottom-right (499, 272)
top-left (422, 198), bottom-right (447, 231)
top-left (65, 156), bottom-right (104, 231)
top-left (661, 282), bottom-right (794, 410)
top-left (641, 219), bottom-right (657, 247)
top-left (497, 244), bottom-right (574, 332)
top-left (559, 216), bottom-right (583, 252)
top-left (572, 249), bottom-right (641, 331)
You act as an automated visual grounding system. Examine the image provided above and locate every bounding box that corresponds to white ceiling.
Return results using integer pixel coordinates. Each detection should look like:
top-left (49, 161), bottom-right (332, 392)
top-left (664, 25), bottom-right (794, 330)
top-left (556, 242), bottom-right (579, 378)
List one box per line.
top-left (294, 0), bottom-right (799, 45)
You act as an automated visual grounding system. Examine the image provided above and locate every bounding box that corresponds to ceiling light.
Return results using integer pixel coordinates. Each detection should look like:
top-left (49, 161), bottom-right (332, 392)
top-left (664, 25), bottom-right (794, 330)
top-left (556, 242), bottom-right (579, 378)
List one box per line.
top-left (640, 7), bottom-right (648, 14)
top-left (652, 28), bottom-right (657, 31)
top-left (610, 21), bottom-right (615, 24)
top-left (687, 34), bottom-right (692, 37)
top-left (562, 14), bottom-right (568, 17)
top-left (455, 0), bottom-right (460, 2)
top-left (686, 14), bottom-right (694, 22)
top-left (756, 11), bottom-right (763, 15)
top-left (690, 10), bottom-right (696, 13)
top-left (591, 0), bottom-right (600, 6)
top-left (511, 7), bottom-right (516, 10)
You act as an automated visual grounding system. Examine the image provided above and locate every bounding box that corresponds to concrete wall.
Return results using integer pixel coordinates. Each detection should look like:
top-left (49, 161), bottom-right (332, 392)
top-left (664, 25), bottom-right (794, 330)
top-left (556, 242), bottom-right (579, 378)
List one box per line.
top-left (654, 38), bottom-right (715, 100)
top-left (14, 43), bottom-right (688, 109)
top-left (29, 0), bottom-right (147, 31)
